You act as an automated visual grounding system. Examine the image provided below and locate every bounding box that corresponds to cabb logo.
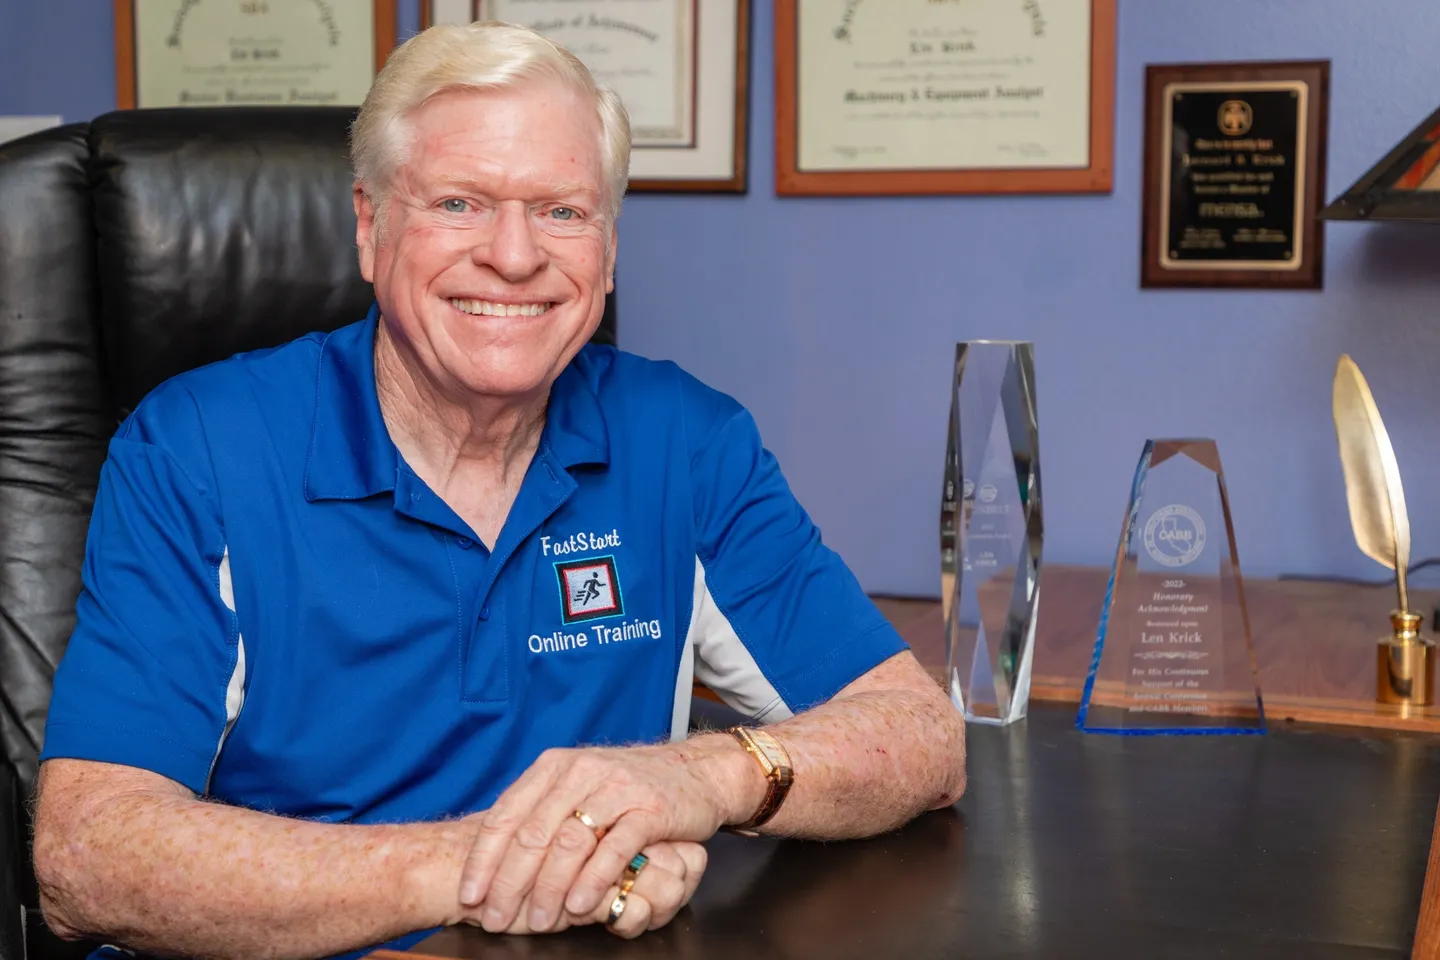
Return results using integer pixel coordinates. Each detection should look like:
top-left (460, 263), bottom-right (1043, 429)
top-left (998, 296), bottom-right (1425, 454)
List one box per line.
top-left (1142, 505), bottom-right (1207, 567)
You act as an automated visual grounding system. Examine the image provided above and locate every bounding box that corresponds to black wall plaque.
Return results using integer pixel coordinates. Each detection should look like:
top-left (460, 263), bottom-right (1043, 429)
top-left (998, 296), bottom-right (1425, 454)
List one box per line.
top-left (1142, 61), bottom-right (1329, 290)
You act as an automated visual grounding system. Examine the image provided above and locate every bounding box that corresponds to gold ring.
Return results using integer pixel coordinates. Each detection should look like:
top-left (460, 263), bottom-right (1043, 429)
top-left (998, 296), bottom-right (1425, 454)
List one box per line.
top-left (620, 852), bottom-right (648, 894)
top-left (605, 854), bottom-right (649, 928)
top-left (605, 888), bottom-right (629, 927)
top-left (572, 808), bottom-right (606, 840)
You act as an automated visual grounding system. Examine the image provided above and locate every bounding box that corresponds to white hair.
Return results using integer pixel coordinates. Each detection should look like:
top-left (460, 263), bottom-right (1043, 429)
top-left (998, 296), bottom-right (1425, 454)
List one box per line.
top-left (350, 21), bottom-right (631, 232)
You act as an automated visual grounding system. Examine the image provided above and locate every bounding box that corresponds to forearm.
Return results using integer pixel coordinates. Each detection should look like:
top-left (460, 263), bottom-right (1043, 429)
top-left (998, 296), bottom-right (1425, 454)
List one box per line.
top-left (676, 655), bottom-right (967, 840)
top-left (34, 763), bottom-right (474, 960)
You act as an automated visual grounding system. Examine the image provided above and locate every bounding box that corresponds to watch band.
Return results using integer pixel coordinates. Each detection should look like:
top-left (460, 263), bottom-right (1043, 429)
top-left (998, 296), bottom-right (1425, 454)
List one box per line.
top-left (728, 726), bottom-right (793, 834)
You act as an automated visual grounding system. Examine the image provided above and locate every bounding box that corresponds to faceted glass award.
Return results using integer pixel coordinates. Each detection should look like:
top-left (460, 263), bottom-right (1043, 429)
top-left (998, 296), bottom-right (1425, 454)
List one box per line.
top-left (1077, 440), bottom-right (1265, 735)
top-left (942, 341), bottom-right (1042, 726)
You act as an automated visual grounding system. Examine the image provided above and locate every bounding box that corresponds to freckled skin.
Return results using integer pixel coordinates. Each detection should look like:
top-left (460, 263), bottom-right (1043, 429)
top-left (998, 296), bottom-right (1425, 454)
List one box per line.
top-left (453, 653), bottom-right (966, 935)
top-left (33, 655), bottom-right (963, 957)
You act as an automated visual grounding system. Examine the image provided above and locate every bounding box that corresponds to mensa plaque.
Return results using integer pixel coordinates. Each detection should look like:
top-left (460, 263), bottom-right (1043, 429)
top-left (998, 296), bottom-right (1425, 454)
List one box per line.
top-left (1141, 60), bottom-right (1329, 290)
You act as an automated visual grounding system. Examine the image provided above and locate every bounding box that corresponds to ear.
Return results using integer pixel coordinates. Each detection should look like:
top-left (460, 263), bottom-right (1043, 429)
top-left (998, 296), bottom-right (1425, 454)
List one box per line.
top-left (604, 225), bottom-right (618, 294)
top-left (353, 183), bottom-right (377, 283)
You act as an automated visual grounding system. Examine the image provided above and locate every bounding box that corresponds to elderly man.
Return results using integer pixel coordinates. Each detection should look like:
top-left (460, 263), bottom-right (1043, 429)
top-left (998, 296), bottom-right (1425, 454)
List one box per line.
top-left (32, 20), bottom-right (965, 960)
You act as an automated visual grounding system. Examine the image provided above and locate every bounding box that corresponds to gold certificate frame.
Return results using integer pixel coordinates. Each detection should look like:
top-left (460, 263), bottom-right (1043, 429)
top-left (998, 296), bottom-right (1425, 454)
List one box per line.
top-left (423, 0), bottom-right (751, 193)
top-left (115, 0), bottom-right (399, 110)
top-left (774, 0), bottom-right (1115, 197)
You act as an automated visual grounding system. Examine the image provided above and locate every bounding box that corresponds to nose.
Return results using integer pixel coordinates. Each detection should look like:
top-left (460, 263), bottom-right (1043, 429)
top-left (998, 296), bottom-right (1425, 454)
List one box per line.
top-left (476, 201), bottom-right (548, 282)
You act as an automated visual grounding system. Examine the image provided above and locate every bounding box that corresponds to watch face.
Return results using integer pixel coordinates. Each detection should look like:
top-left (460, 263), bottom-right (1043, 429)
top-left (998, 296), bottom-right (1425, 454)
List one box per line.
top-left (751, 731), bottom-right (789, 772)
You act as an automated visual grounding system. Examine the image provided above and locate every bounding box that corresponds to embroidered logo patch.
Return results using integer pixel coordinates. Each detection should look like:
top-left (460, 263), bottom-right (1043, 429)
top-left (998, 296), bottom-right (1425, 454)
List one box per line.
top-left (555, 555), bottom-right (624, 624)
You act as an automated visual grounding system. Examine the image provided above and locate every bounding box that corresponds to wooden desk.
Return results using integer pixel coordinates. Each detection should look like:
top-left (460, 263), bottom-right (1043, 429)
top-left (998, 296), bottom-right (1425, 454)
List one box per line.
top-left (1414, 798), bottom-right (1440, 957)
top-left (875, 563), bottom-right (1440, 734)
top-left (379, 702), bottom-right (1440, 960)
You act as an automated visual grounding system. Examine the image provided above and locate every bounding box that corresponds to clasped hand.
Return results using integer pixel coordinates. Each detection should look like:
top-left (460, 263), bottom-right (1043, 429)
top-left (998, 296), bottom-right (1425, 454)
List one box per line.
top-left (452, 742), bottom-right (732, 938)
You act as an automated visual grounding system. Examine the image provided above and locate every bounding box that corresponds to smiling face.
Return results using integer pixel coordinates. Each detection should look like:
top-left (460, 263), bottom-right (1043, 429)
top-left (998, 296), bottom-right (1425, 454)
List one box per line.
top-left (355, 78), bottom-right (615, 405)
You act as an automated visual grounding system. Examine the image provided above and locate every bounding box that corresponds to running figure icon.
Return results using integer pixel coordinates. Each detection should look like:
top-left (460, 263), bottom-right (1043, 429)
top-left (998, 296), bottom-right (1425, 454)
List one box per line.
top-left (574, 572), bottom-right (604, 606)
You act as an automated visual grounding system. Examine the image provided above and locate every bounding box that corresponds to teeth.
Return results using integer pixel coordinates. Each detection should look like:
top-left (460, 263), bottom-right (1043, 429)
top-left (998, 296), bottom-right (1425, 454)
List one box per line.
top-left (448, 298), bottom-right (551, 317)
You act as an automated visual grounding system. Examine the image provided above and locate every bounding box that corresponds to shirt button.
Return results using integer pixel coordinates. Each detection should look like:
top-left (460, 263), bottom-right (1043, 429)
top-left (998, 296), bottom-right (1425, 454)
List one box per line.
top-left (456, 536), bottom-right (473, 549)
top-left (479, 604), bottom-right (491, 620)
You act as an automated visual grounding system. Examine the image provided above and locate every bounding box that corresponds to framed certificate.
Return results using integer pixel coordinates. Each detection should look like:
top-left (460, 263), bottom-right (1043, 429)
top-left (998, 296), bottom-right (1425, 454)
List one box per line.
top-left (775, 0), bottom-right (1115, 196)
top-left (1140, 60), bottom-right (1329, 290)
top-left (114, 0), bottom-right (398, 110)
top-left (423, 0), bottom-right (751, 193)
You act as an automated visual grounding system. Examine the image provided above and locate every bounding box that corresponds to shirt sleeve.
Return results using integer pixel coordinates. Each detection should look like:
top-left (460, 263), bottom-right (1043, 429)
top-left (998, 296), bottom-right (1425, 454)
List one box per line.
top-left (684, 382), bottom-right (908, 724)
top-left (40, 414), bottom-right (242, 796)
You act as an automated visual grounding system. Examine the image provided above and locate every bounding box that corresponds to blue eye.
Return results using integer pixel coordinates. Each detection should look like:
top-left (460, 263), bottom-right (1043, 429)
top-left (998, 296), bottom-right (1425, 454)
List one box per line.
top-left (442, 198), bottom-right (469, 213)
top-left (550, 207), bottom-right (576, 221)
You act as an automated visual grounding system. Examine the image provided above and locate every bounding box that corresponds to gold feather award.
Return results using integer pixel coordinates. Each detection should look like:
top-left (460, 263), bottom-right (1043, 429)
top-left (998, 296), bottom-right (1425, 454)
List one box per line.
top-left (1332, 354), bottom-right (1435, 706)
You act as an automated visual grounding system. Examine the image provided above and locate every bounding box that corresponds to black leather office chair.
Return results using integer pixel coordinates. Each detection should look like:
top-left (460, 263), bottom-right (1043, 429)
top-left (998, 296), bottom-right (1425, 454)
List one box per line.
top-left (0, 106), bottom-right (617, 960)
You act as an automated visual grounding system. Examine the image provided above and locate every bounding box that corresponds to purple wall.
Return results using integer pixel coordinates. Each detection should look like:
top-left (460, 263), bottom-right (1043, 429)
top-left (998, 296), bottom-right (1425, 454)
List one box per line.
top-left (5, 0), bottom-right (1440, 597)
top-left (620, 0), bottom-right (1440, 597)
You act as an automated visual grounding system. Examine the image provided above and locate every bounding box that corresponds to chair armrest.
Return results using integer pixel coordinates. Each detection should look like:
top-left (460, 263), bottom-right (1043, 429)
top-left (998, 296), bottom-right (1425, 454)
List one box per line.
top-left (0, 764), bottom-right (23, 960)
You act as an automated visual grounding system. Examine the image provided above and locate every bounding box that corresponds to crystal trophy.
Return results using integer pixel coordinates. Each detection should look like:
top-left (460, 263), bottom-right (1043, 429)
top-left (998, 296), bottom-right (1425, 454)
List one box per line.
top-left (1077, 439), bottom-right (1264, 735)
top-left (942, 341), bottom-right (1042, 726)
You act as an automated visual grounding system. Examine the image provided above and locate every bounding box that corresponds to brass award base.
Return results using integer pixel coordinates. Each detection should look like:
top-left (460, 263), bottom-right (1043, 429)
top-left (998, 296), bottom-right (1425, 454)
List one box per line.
top-left (1377, 611), bottom-right (1436, 706)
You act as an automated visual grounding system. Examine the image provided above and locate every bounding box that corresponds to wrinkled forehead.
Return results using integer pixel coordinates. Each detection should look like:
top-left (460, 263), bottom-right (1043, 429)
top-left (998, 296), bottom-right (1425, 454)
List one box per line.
top-left (400, 82), bottom-right (606, 202)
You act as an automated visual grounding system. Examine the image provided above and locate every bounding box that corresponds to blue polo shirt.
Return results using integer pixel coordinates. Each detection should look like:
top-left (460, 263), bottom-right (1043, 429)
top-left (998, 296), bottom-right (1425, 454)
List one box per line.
top-left (42, 304), bottom-right (905, 829)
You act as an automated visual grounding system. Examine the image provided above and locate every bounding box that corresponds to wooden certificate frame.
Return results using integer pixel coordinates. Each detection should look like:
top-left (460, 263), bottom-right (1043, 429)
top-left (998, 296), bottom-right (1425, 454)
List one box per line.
top-left (1139, 60), bottom-right (1329, 290)
top-left (420, 0), bottom-right (467, 29)
top-left (423, 1), bottom-right (751, 193)
top-left (115, 0), bottom-right (398, 110)
top-left (774, 0), bottom-right (1115, 196)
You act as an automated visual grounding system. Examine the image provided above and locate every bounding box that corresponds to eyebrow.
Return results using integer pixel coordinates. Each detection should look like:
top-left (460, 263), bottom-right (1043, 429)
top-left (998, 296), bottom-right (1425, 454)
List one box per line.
top-left (429, 174), bottom-right (599, 203)
top-left (545, 180), bottom-right (600, 200)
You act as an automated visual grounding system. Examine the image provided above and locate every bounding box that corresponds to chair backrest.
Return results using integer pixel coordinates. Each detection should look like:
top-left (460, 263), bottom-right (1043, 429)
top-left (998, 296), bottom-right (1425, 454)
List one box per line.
top-left (0, 104), bottom-right (617, 805)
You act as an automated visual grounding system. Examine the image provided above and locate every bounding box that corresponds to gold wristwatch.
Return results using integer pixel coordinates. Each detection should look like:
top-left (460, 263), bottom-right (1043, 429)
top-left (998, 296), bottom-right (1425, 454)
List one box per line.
top-left (727, 726), bottom-right (793, 836)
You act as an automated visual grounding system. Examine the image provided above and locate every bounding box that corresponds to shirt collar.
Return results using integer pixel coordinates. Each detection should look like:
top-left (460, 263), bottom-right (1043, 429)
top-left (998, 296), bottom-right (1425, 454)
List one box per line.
top-left (305, 304), bottom-right (610, 502)
top-left (542, 354), bottom-right (610, 470)
top-left (304, 304), bottom-right (397, 501)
